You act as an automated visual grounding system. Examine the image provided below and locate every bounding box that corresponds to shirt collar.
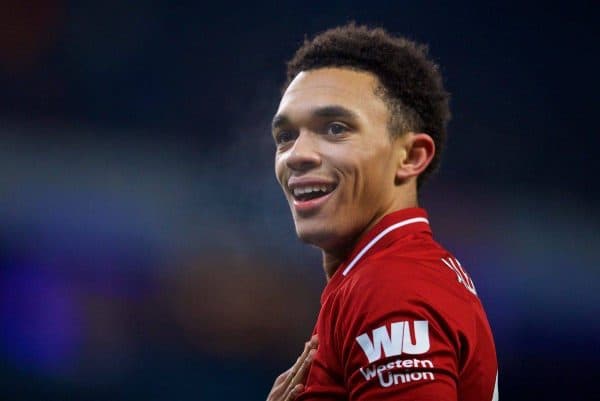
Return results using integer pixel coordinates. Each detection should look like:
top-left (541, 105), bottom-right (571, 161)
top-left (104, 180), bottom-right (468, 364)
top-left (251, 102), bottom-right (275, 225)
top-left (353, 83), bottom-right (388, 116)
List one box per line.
top-left (321, 207), bottom-right (431, 303)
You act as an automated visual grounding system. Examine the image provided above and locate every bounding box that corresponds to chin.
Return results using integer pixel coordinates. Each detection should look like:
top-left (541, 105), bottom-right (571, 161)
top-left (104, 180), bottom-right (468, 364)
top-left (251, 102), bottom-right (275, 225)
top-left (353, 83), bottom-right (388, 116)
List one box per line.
top-left (295, 221), bottom-right (349, 251)
top-left (295, 222), bottom-right (329, 247)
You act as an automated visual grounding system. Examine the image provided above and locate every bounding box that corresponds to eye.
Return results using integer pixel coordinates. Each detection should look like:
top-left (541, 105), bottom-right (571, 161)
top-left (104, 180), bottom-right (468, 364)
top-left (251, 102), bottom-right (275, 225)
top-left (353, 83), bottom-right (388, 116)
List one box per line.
top-left (274, 130), bottom-right (296, 145)
top-left (327, 122), bottom-right (348, 136)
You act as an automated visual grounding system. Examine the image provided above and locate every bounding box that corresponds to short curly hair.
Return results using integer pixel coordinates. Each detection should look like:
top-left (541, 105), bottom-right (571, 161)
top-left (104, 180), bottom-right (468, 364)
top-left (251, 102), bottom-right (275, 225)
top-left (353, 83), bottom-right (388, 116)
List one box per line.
top-left (284, 23), bottom-right (451, 188)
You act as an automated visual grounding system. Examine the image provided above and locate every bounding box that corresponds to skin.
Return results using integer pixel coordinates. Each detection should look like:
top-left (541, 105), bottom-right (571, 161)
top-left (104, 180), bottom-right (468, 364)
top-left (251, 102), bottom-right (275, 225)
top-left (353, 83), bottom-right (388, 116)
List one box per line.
top-left (272, 67), bottom-right (435, 278)
top-left (267, 67), bottom-right (435, 400)
top-left (266, 336), bottom-right (318, 401)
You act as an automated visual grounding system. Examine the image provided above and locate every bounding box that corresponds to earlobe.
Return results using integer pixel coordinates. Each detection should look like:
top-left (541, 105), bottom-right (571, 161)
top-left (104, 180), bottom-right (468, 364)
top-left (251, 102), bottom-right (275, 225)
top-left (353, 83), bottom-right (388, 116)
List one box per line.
top-left (395, 133), bottom-right (435, 181)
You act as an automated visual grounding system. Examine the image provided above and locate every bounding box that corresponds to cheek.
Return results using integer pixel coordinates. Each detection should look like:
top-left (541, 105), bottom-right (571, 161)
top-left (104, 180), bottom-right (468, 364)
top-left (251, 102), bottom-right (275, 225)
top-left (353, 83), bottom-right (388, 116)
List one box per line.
top-left (341, 147), bottom-right (392, 200)
top-left (274, 156), bottom-right (285, 186)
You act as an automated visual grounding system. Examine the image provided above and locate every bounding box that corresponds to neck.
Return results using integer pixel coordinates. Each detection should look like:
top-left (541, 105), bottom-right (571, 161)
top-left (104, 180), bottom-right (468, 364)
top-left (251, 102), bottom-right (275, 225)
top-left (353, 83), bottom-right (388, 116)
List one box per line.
top-left (319, 180), bottom-right (421, 280)
top-left (322, 248), bottom-right (349, 280)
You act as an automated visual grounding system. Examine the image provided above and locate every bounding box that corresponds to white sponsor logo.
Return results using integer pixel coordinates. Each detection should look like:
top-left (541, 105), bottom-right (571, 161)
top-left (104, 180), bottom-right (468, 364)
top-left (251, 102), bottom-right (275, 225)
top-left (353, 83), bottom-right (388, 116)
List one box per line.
top-left (359, 358), bottom-right (434, 380)
top-left (359, 358), bottom-right (436, 388)
top-left (378, 370), bottom-right (435, 387)
top-left (355, 320), bottom-right (430, 363)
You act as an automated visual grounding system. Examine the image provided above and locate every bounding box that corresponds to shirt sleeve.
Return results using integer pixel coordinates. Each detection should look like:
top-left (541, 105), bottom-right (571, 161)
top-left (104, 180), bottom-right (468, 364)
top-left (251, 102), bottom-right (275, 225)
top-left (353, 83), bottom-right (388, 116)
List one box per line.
top-left (335, 262), bottom-right (468, 401)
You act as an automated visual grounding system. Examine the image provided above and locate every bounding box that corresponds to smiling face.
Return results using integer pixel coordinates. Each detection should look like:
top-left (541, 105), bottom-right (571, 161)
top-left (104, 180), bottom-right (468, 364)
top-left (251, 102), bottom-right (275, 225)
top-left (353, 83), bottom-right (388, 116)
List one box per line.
top-left (273, 68), bottom-right (415, 253)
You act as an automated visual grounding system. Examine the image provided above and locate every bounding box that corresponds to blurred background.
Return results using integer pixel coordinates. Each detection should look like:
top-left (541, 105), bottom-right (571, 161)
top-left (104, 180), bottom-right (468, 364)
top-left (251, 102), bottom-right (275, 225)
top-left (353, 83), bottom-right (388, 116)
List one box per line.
top-left (0, 1), bottom-right (598, 400)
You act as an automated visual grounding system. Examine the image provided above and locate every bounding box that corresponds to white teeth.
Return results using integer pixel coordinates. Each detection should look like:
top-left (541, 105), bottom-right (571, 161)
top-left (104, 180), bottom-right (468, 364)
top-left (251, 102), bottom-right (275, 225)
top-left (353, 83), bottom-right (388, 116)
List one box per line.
top-left (292, 185), bottom-right (333, 197)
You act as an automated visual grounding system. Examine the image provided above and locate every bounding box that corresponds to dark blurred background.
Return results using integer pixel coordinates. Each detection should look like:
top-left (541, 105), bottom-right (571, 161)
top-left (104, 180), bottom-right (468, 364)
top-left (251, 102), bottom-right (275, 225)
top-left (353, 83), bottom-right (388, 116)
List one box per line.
top-left (0, 1), bottom-right (598, 400)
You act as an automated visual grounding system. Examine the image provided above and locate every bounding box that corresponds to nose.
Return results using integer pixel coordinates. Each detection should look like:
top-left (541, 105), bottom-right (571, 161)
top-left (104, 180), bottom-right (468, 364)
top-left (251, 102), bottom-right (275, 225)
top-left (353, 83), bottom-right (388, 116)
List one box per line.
top-left (285, 130), bottom-right (321, 172)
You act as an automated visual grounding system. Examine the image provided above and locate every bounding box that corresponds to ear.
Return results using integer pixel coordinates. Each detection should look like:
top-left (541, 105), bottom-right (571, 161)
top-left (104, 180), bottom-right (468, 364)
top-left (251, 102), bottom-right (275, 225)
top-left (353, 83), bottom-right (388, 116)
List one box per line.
top-left (395, 132), bottom-right (435, 181)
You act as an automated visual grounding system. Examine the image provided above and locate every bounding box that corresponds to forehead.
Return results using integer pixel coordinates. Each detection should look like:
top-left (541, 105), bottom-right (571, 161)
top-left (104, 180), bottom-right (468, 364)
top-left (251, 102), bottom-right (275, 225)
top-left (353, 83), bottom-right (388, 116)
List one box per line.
top-left (276, 68), bottom-right (388, 120)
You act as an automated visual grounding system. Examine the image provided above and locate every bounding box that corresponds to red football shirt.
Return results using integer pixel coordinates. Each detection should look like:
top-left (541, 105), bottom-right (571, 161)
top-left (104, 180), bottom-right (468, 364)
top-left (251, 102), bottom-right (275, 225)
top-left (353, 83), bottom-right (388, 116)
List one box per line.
top-left (298, 208), bottom-right (498, 401)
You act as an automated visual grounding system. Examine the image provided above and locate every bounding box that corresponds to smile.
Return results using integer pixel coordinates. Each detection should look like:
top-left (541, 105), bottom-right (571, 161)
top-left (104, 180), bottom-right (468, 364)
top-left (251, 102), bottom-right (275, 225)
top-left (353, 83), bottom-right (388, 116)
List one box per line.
top-left (287, 181), bottom-right (338, 213)
top-left (292, 184), bottom-right (336, 201)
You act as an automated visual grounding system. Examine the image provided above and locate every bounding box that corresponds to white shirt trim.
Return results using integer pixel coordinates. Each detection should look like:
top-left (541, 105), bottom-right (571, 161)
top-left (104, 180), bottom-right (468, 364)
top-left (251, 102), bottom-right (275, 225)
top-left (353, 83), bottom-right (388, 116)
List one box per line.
top-left (491, 371), bottom-right (499, 401)
top-left (341, 217), bottom-right (430, 276)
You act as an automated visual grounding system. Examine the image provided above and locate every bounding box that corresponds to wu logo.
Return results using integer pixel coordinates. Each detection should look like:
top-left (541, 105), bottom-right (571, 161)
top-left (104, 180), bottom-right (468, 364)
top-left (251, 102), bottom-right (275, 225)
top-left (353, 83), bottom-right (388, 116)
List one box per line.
top-left (355, 320), bottom-right (430, 363)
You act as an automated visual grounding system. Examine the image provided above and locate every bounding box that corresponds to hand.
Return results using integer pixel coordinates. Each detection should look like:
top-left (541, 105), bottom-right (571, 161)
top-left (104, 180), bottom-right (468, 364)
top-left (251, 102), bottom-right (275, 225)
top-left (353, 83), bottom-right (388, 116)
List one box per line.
top-left (266, 335), bottom-right (318, 401)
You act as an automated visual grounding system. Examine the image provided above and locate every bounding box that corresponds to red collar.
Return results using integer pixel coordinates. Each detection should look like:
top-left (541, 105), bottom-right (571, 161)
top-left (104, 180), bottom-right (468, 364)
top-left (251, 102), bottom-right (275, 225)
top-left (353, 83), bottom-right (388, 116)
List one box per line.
top-left (321, 207), bottom-right (431, 304)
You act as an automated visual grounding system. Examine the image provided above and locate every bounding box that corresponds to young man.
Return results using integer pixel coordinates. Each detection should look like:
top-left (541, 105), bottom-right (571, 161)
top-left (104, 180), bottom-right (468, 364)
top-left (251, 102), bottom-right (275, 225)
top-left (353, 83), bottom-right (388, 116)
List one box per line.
top-left (267, 24), bottom-right (498, 401)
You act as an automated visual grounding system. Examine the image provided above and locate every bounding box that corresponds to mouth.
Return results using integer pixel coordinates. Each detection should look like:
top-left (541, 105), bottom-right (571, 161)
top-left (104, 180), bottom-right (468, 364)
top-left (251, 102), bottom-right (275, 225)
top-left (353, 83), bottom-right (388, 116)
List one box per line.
top-left (291, 184), bottom-right (336, 202)
top-left (288, 182), bottom-right (337, 213)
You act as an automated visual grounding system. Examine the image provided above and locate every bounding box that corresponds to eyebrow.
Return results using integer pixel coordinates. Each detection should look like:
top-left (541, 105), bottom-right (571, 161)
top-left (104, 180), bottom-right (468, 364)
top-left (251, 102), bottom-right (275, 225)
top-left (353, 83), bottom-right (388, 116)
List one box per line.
top-left (271, 105), bottom-right (359, 130)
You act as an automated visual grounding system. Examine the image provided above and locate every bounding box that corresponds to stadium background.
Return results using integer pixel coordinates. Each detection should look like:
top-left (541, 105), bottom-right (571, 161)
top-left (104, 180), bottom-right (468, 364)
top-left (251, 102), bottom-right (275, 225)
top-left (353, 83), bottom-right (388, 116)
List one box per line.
top-left (1, 1), bottom-right (598, 400)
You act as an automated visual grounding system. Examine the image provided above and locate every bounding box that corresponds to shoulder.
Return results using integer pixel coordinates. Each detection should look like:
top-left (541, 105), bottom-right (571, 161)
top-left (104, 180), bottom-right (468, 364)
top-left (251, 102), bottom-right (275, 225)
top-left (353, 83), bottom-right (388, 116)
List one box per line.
top-left (333, 248), bottom-right (485, 339)
top-left (344, 249), bottom-right (478, 307)
top-left (326, 239), bottom-right (498, 400)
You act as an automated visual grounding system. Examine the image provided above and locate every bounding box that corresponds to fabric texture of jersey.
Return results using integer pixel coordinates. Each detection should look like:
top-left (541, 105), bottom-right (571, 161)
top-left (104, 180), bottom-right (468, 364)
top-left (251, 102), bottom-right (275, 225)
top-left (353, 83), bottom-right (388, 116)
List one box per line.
top-left (298, 208), bottom-right (498, 401)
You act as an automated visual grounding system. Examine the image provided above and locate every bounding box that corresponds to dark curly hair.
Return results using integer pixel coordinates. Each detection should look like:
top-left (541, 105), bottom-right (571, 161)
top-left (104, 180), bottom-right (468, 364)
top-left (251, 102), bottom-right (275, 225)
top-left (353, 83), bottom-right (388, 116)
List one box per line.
top-left (284, 23), bottom-right (451, 188)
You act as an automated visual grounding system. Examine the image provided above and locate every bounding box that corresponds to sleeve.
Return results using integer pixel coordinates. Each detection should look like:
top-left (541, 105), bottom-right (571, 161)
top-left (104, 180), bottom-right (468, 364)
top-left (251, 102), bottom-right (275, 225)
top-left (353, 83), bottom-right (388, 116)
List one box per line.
top-left (336, 265), bottom-right (465, 401)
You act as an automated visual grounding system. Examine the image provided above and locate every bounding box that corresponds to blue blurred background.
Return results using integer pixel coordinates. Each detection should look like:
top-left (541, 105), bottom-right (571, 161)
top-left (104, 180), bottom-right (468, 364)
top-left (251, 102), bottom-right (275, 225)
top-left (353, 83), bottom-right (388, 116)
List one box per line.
top-left (1, 1), bottom-right (598, 400)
